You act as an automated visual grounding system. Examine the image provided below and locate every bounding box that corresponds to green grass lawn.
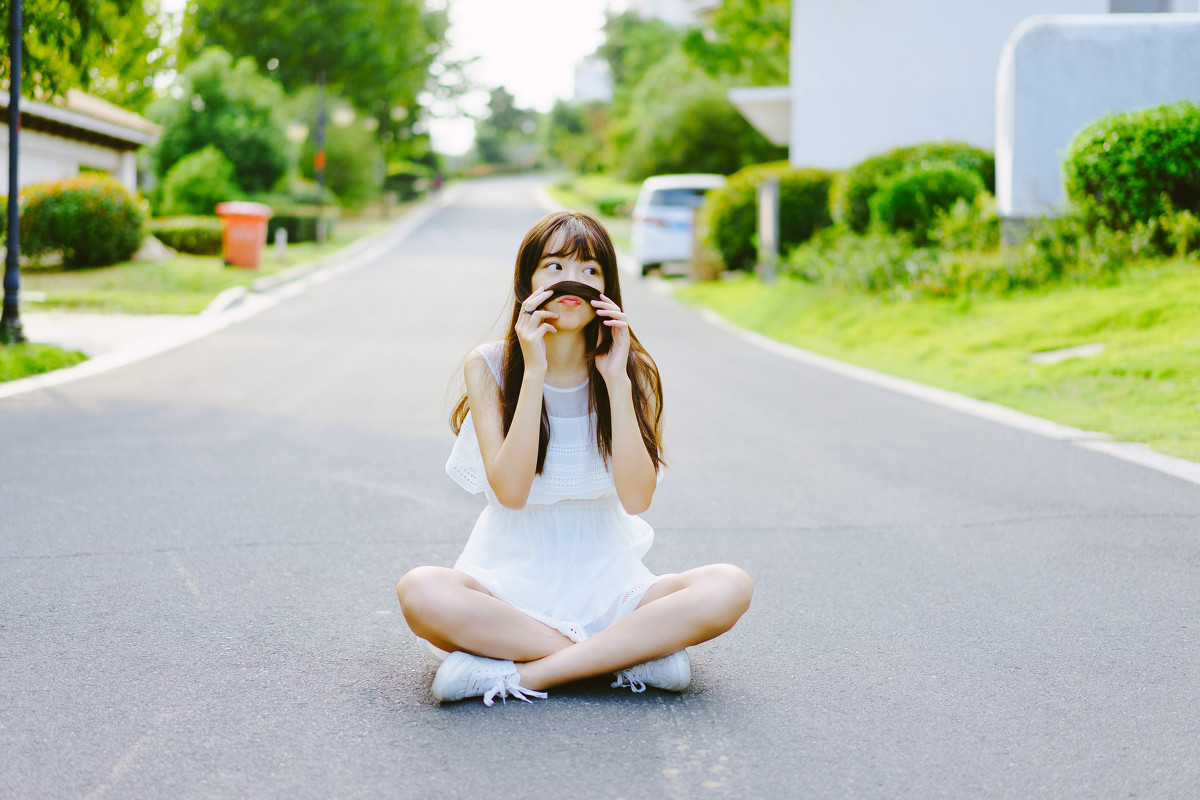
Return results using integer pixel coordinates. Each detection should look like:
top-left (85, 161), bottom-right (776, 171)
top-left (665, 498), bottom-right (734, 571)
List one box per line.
top-left (545, 174), bottom-right (640, 251)
top-left (677, 261), bottom-right (1200, 462)
top-left (22, 216), bottom-right (393, 315)
top-left (0, 342), bottom-right (87, 383)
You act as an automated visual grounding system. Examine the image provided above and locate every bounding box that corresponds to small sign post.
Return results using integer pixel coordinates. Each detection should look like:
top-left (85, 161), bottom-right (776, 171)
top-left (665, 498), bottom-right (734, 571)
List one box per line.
top-left (756, 175), bottom-right (779, 286)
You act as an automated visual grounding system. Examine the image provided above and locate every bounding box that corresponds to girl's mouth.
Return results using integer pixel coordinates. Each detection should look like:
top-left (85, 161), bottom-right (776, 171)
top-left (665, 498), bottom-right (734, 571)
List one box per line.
top-left (558, 296), bottom-right (581, 307)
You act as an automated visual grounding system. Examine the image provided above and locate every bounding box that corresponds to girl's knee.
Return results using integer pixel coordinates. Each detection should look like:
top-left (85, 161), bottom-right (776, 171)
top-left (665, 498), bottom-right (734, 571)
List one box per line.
top-left (396, 566), bottom-right (450, 614)
top-left (704, 563), bottom-right (754, 622)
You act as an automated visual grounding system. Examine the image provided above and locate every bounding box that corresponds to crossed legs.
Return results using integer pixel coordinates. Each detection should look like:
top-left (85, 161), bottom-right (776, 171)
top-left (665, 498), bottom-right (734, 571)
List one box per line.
top-left (396, 563), bottom-right (753, 692)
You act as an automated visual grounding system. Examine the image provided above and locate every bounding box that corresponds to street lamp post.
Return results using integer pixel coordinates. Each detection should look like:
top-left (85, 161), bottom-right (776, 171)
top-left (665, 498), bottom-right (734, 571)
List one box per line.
top-left (314, 72), bottom-right (327, 245)
top-left (2, 0), bottom-right (26, 344)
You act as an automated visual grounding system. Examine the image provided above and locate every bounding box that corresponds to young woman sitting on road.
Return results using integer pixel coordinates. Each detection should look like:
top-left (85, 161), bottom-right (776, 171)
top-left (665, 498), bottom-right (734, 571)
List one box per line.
top-left (396, 210), bottom-right (753, 705)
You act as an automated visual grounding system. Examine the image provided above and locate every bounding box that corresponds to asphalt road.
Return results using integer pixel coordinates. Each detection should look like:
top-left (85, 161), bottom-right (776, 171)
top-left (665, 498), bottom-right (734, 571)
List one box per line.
top-left (2, 175), bottom-right (1198, 799)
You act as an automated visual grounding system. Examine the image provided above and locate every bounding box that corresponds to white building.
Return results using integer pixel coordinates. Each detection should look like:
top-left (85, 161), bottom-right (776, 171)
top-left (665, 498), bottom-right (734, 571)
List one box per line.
top-left (0, 90), bottom-right (161, 194)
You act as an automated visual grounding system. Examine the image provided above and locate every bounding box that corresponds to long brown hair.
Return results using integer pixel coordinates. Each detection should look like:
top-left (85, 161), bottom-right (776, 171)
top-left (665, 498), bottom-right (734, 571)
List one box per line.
top-left (450, 211), bottom-right (665, 474)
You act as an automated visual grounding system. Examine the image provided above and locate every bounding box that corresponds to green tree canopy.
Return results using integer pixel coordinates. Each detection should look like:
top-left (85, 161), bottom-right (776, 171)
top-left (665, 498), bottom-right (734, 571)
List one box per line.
top-left (86, 0), bottom-right (176, 113)
top-left (683, 0), bottom-right (790, 85)
top-left (619, 51), bottom-right (785, 180)
top-left (0, 0), bottom-right (138, 98)
top-left (151, 47), bottom-right (290, 195)
top-left (183, 0), bottom-right (445, 141)
top-left (598, 10), bottom-right (684, 112)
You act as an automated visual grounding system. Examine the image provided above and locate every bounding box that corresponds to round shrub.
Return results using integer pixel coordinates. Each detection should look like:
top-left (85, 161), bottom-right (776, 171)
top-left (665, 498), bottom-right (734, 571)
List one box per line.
top-left (20, 176), bottom-right (145, 267)
top-left (704, 161), bottom-right (834, 271)
top-left (160, 146), bottom-right (240, 216)
top-left (149, 216), bottom-right (224, 255)
top-left (870, 162), bottom-right (984, 245)
top-left (1064, 100), bottom-right (1200, 230)
top-left (834, 142), bottom-right (995, 233)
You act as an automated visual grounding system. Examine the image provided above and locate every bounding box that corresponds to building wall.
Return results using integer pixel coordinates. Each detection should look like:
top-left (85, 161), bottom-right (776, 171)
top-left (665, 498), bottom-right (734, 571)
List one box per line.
top-left (788, 0), bottom-right (1107, 169)
top-left (0, 125), bottom-right (135, 191)
top-left (996, 14), bottom-right (1200, 222)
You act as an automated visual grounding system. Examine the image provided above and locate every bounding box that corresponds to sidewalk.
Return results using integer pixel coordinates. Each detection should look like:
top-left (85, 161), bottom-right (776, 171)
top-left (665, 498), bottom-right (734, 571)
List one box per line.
top-left (22, 310), bottom-right (214, 358)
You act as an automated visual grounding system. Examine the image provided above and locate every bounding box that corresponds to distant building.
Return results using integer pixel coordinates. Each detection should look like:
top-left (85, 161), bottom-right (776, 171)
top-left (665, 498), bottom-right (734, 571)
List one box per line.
top-left (0, 90), bottom-right (161, 194)
top-left (573, 56), bottom-right (614, 104)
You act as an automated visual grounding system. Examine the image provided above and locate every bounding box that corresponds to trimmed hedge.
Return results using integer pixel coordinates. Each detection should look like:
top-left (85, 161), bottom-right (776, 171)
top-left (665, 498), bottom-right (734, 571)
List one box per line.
top-left (149, 216), bottom-right (224, 255)
top-left (20, 176), bottom-right (145, 267)
top-left (870, 163), bottom-right (984, 245)
top-left (834, 142), bottom-right (995, 233)
top-left (1064, 100), bottom-right (1200, 230)
top-left (705, 161), bottom-right (835, 272)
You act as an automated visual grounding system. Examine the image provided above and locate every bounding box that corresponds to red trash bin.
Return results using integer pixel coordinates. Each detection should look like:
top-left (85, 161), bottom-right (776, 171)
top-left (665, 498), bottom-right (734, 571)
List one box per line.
top-left (216, 202), bottom-right (273, 269)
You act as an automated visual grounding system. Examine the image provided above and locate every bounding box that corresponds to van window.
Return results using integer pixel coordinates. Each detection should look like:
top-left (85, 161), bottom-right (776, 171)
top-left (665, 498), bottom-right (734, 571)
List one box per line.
top-left (648, 187), bottom-right (710, 208)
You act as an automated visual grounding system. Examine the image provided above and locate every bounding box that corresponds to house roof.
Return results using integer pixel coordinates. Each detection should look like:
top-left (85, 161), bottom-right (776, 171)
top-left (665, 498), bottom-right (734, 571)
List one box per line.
top-left (0, 89), bottom-right (162, 150)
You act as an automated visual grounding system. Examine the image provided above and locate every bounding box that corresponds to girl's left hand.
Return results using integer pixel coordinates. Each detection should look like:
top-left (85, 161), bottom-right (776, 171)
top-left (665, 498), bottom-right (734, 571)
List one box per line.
top-left (592, 294), bottom-right (631, 383)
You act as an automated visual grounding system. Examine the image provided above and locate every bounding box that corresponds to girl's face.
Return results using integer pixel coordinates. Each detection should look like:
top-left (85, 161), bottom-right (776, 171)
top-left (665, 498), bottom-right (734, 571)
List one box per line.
top-left (532, 232), bottom-right (605, 329)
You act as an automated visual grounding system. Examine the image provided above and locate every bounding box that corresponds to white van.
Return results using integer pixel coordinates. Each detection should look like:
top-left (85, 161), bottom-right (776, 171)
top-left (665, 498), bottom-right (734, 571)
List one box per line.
top-left (630, 174), bottom-right (727, 276)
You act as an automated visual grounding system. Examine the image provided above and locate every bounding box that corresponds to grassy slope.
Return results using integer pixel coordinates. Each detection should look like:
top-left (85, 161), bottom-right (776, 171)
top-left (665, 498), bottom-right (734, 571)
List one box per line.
top-left (677, 262), bottom-right (1200, 461)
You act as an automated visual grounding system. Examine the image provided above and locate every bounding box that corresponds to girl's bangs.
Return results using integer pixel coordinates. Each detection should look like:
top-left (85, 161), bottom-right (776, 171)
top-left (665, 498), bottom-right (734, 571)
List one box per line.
top-left (541, 216), bottom-right (606, 265)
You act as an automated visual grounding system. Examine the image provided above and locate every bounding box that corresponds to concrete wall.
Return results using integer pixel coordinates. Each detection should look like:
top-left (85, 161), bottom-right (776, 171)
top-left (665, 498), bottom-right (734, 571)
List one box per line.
top-left (996, 14), bottom-right (1200, 222)
top-left (788, 0), bottom-right (1107, 169)
top-left (0, 125), bottom-right (137, 193)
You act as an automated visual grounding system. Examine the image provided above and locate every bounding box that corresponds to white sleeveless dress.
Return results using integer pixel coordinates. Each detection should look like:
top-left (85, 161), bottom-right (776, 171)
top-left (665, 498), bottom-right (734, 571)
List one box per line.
top-left (443, 340), bottom-right (664, 646)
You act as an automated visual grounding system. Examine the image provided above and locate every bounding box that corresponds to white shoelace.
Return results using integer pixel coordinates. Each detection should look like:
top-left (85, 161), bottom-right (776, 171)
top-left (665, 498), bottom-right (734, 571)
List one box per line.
top-left (611, 670), bottom-right (647, 693)
top-left (482, 674), bottom-right (548, 706)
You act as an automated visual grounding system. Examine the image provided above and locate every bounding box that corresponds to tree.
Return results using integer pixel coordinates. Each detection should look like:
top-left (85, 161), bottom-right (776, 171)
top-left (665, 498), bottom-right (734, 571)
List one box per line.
top-left (86, 0), bottom-right (177, 114)
top-left (539, 100), bottom-right (608, 173)
top-left (683, 0), bottom-right (790, 85)
top-left (151, 47), bottom-right (290, 196)
top-left (0, 0), bottom-right (139, 98)
top-left (597, 10), bottom-right (684, 115)
top-left (473, 87), bottom-right (538, 166)
top-left (183, 0), bottom-right (445, 143)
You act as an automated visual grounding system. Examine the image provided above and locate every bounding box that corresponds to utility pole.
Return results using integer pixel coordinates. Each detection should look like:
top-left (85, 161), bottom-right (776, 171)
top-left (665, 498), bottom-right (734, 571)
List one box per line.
top-left (2, 0), bottom-right (26, 344)
top-left (314, 72), bottom-right (327, 245)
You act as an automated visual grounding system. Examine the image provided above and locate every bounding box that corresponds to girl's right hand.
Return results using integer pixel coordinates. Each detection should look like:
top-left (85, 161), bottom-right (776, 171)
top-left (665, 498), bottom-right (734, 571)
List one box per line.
top-left (515, 286), bottom-right (558, 377)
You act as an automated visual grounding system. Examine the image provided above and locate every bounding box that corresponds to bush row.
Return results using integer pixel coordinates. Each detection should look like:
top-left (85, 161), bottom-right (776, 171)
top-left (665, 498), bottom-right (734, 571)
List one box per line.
top-left (786, 203), bottom-right (1197, 299)
top-left (149, 216), bottom-right (224, 255)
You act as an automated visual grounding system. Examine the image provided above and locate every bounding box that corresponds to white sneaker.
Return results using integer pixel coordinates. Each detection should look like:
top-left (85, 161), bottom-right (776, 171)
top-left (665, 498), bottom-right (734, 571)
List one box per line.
top-left (611, 650), bottom-right (691, 693)
top-left (431, 651), bottom-right (548, 706)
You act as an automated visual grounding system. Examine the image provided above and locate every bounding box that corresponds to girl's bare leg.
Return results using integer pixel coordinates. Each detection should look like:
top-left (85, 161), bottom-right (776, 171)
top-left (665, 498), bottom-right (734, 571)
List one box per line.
top-left (515, 563), bottom-right (753, 692)
top-left (396, 566), bottom-right (573, 662)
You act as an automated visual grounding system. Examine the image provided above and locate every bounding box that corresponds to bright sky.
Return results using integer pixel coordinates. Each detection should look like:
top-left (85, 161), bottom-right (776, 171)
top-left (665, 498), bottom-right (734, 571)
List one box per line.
top-left (428, 0), bottom-right (627, 155)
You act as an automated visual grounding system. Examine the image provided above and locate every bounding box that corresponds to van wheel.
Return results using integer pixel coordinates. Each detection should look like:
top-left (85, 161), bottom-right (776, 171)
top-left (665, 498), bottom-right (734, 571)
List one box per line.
top-left (640, 262), bottom-right (660, 277)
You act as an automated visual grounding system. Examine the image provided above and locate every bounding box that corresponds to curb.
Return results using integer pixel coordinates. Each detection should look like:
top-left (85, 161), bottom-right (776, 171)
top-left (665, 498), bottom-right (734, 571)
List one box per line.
top-left (1, 187), bottom-right (459, 402)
